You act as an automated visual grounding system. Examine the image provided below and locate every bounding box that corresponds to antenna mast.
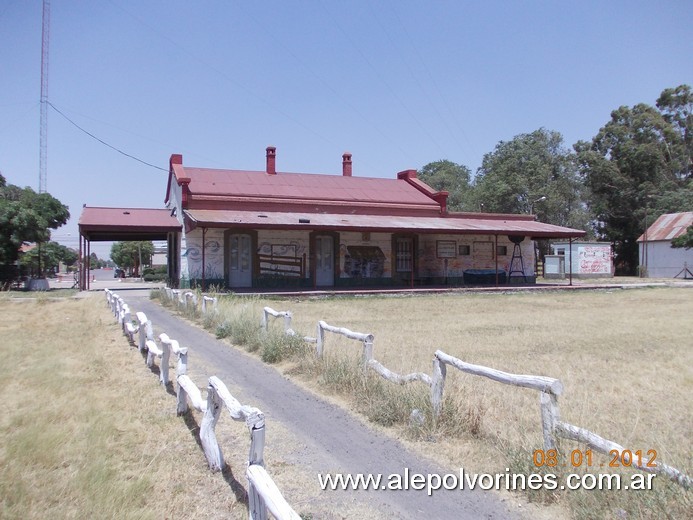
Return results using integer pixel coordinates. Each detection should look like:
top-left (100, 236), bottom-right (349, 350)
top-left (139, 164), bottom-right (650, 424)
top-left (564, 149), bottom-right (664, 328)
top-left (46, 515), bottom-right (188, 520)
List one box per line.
top-left (39, 0), bottom-right (50, 193)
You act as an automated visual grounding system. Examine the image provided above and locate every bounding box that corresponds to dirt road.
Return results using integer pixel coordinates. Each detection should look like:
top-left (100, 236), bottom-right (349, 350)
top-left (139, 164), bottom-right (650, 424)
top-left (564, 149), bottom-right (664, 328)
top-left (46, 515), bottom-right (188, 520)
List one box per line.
top-left (130, 296), bottom-right (523, 519)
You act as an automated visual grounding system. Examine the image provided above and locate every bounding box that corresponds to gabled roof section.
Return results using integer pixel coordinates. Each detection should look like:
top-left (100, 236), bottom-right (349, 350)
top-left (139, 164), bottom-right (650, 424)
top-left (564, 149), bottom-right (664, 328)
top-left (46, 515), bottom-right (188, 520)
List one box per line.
top-left (165, 152), bottom-right (447, 215)
top-left (637, 212), bottom-right (693, 242)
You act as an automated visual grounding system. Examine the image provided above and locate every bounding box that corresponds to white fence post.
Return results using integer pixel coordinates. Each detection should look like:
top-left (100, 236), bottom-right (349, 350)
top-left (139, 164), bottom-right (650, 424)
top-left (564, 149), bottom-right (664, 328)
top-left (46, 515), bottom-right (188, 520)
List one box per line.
top-left (136, 312), bottom-right (153, 353)
top-left (315, 321), bottom-right (374, 369)
top-left (247, 465), bottom-right (302, 520)
top-left (540, 391), bottom-right (560, 452)
top-left (202, 295), bottom-right (218, 313)
top-left (431, 355), bottom-right (446, 418)
top-left (316, 322), bottom-right (325, 357)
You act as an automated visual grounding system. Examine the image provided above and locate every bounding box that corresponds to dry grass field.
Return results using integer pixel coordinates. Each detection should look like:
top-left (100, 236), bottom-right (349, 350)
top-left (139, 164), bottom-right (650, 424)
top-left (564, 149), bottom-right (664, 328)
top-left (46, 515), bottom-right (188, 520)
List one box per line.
top-left (0, 294), bottom-right (395, 520)
top-left (216, 286), bottom-right (692, 519)
top-left (3, 287), bottom-right (689, 519)
top-left (0, 296), bottom-right (251, 519)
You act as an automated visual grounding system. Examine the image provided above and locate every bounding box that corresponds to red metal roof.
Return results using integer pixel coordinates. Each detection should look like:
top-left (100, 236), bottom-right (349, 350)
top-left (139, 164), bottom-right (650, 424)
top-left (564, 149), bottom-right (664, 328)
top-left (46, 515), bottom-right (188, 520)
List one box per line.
top-left (185, 209), bottom-right (586, 239)
top-left (182, 168), bottom-right (441, 208)
top-left (79, 207), bottom-right (181, 241)
top-left (637, 212), bottom-right (693, 242)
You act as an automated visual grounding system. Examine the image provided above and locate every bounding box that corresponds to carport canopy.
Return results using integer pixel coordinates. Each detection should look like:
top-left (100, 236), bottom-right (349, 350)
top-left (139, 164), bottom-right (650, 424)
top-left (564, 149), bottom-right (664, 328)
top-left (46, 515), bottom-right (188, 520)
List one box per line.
top-left (77, 206), bottom-right (181, 289)
top-left (78, 206), bottom-right (181, 241)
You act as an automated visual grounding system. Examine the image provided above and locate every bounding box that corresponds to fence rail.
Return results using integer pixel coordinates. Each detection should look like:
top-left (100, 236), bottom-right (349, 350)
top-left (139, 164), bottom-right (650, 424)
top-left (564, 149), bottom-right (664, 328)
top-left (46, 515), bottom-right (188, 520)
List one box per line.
top-left (104, 288), bottom-right (300, 516)
top-left (151, 288), bottom-right (693, 490)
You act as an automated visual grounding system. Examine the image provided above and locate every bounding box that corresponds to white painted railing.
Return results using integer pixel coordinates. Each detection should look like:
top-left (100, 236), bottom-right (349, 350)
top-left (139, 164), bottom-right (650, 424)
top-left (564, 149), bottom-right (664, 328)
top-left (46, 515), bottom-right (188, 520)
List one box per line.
top-left (261, 307), bottom-right (294, 335)
top-left (248, 299), bottom-right (692, 490)
top-left (202, 295), bottom-right (218, 313)
top-left (430, 350), bottom-right (690, 488)
top-left (184, 291), bottom-right (197, 310)
top-left (247, 465), bottom-right (302, 520)
top-left (106, 289), bottom-right (301, 514)
top-left (316, 320), bottom-right (374, 370)
top-left (136, 311), bottom-right (154, 353)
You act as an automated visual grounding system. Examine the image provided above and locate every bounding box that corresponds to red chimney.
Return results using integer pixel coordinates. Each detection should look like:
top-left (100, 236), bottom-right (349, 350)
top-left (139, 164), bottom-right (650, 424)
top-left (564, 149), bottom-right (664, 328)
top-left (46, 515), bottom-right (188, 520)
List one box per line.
top-left (266, 146), bottom-right (276, 175)
top-left (342, 152), bottom-right (352, 177)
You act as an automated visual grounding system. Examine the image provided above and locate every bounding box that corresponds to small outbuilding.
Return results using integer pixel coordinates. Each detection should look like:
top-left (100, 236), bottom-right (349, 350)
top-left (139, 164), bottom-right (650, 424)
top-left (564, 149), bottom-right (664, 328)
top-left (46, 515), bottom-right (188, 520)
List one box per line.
top-left (637, 212), bottom-right (693, 278)
top-left (544, 241), bottom-right (614, 280)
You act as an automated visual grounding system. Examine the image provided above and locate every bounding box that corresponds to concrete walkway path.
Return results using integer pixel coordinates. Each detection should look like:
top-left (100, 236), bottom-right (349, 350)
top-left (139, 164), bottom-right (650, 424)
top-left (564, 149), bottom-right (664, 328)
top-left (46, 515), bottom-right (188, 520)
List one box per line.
top-left (129, 296), bottom-right (523, 519)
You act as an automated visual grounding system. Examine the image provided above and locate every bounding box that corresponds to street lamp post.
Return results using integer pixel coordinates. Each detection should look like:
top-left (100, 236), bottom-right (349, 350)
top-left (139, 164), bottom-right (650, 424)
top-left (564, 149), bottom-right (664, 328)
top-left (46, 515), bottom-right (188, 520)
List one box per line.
top-left (530, 196), bottom-right (547, 218)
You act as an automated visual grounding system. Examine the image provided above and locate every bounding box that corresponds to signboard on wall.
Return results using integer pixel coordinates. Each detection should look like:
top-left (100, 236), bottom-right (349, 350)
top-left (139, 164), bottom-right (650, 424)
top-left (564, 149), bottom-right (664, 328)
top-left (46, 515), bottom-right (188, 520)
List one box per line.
top-left (436, 240), bottom-right (457, 258)
top-left (578, 245), bottom-right (611, 274)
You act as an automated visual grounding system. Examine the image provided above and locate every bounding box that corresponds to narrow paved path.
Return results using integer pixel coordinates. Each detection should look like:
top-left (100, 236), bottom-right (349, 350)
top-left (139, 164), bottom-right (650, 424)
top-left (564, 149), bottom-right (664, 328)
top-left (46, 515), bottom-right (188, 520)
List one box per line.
top-left (132, 296), bottom-right (522, 519)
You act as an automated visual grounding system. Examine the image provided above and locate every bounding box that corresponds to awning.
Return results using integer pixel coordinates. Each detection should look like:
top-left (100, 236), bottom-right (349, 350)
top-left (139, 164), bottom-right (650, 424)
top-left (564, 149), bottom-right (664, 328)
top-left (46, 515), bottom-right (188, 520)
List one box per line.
top-left (185, 209), bottom-right (585, 239)
top-left (79, 207), bottom-right (182, 241)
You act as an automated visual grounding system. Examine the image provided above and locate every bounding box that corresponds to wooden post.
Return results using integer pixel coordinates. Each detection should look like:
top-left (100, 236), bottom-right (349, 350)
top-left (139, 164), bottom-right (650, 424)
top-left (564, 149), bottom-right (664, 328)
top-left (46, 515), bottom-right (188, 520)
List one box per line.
top-left (431, 355), bottom-right (446, 418)
top-left (260, 308), bottom-right (269, 332)
top-left (201, 382), bottom-right (224, 472)
top-left (316, 322), bottom-right (324, 357)
top-left (176, 380), bottom-right (189, 415)
top-left (136, 312), bottom-right (153, 353)
top-left (159, 339), bottom-right (171, 385)
top-left (540, 391), bottom-right (560, 451)
top-left (363, 340), bottom-right (373, 374)
top-left (249, 424), bottom-right (266, 467)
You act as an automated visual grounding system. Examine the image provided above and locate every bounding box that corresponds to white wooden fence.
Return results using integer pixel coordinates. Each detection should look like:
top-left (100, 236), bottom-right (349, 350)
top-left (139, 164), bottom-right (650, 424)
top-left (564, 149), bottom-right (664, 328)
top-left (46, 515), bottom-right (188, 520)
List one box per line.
top-left (260, 307), bottom-right (316, 344)
top-left (258, 301), bottom-right (692, 490)
top-left (145, 293), bottom-right (693, 490)
top-left (163, 288), bottom-right (218, 315)
top-left (104, 289), bottom-right (301, 517)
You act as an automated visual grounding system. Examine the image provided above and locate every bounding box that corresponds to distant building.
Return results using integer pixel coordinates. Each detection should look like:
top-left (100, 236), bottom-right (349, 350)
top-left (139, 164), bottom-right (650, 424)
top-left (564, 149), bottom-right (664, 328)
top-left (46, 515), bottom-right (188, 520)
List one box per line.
top-left (544, 242), bottom-right (613, 279)
top-left (637, 212), bottom-right (693, 278)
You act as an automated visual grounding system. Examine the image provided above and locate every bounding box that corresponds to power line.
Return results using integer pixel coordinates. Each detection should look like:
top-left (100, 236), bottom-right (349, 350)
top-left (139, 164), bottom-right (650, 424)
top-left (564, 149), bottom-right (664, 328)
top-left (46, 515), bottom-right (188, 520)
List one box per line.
top-left (48, 102), bottom-right (168, 172)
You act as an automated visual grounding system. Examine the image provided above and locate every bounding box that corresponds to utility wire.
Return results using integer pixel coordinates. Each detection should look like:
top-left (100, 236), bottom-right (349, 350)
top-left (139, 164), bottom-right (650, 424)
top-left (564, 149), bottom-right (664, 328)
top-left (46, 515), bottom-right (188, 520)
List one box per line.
top-left (48, 101), bottom-right (168, 172)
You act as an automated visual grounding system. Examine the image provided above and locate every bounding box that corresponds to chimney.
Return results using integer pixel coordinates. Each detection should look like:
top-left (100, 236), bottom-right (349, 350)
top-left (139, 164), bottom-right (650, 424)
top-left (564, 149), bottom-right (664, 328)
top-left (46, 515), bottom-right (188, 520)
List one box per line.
top-left (266, 146), bottom-right (276, 175)
top-left (342, 152), bottom-right (352, 177)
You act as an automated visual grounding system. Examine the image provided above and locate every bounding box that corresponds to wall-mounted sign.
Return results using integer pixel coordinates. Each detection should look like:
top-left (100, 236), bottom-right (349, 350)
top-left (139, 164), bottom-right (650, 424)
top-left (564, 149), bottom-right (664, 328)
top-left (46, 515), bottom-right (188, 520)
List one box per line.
top-left (436, 240), bottom-right (457, 258)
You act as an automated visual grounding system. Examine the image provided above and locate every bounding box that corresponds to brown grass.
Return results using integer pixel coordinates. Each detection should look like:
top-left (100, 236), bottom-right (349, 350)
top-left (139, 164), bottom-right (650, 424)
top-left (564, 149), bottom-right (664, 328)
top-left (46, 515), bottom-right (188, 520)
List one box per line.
top-left (0, 294), bottom-right (394, 520)
top-left (246, 287), bottom-right (692, 519)
top-left (0, 297), bottom-right (247, 519)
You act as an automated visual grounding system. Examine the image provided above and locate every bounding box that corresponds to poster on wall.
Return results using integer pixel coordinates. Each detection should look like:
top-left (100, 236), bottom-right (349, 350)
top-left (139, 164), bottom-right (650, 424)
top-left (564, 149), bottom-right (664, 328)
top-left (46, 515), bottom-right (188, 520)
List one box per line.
top-left (578, 245), bottom-right (611, 274)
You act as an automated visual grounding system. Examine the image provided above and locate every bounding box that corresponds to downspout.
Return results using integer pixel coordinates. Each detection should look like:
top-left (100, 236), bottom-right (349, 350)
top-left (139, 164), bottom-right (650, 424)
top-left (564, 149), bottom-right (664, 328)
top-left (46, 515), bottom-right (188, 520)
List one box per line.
top-left (78, 233), bottom-right (83, 290)
top-left (201, 227), bottom-right (207, 292)
top-left (494, 234), bottom-right (499, 287)
top-left (569, 238), bottom-right (573, 286)
top-left (87, 239), bottom-right (91, 290)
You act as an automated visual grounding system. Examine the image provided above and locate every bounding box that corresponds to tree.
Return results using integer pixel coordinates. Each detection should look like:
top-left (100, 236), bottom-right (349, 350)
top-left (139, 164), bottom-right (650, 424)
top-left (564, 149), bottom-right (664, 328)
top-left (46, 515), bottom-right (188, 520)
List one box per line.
top-left (473, 128), bottom-right (590, 230)
top-left (671, 225), bottom-right (693, 249)
top-left (110, 241), bottom-right (154, 276)
top-left (19, 241), bottom-right (78, 276)
top-left (0, 173), bottom-right (70, 281)
top-left (656, 84), bottom-right (692, 180)
top-left (417, 160), bottom-right (473, 211)
top-left (575, 85), bottom-right (691, 275)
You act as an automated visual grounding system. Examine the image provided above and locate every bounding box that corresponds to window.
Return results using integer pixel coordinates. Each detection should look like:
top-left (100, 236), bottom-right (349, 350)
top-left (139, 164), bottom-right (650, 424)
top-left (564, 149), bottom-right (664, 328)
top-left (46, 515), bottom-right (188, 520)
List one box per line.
top-left (459, 244), bottom-right (471, 256)
top-left (496, 245), bottom-right (508, 256)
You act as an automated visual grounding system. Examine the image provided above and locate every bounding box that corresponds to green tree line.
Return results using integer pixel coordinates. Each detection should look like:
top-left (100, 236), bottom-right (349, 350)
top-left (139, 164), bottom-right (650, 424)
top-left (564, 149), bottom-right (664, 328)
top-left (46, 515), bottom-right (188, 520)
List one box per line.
top-left (419, 84), bottom-right (692, 275)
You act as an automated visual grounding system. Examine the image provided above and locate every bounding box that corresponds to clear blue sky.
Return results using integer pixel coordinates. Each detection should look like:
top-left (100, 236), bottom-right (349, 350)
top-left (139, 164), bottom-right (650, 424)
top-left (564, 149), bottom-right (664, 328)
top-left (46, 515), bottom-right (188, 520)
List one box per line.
top-left (1, 1), bottom-right (691, 258)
